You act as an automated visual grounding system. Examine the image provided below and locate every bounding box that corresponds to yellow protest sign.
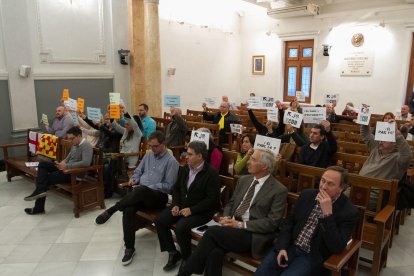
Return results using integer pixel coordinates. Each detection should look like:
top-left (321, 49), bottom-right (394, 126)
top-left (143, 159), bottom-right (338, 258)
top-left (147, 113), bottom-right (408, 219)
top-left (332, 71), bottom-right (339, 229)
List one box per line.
top-left (109, 104), bottom-right (120, 119)
top-left (77, 97), bottom-right (85, 113)
top-left (62, 89), bottom-right (69, 101)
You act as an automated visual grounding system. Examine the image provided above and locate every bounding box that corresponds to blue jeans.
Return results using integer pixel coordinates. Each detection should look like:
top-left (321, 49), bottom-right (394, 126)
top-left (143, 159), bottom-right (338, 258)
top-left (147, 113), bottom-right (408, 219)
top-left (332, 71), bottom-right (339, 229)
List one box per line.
top-left (255, 245), bottom-right (312, 276)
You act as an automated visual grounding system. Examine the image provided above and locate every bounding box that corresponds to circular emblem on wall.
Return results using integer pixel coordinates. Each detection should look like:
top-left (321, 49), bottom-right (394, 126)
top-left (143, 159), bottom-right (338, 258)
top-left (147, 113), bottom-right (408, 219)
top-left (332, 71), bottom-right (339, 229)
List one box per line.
top-left (351, 33), bottom-right (364, 47)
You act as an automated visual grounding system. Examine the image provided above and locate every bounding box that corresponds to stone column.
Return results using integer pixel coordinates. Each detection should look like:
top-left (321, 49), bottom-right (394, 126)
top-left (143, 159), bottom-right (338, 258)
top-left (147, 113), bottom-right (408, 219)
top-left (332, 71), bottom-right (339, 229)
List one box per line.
top-left (128, 0), bottom-right (161, 117)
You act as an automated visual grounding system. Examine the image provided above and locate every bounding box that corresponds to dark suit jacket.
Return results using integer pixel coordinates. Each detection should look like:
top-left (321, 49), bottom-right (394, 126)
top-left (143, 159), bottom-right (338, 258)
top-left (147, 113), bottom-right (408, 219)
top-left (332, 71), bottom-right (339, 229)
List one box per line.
top-left (223, 174), bottom-right (288, 259)
top-left (171, 163), bottom-right (220, 216)
top-left (203, 111), bottom-right (239, 143)
top-left (165, 115), bottom-right (188, 147)
top-left (274, 189), bottom-right (358, 274)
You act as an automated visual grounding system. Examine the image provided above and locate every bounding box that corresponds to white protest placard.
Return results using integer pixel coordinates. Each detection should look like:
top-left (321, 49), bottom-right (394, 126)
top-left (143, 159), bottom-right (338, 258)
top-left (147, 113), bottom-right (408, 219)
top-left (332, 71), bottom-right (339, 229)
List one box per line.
top-left (253, 135), bottom-right (281, 156)
top-left (302, 107), bottom-right (326, 124)
top-left (296, 91), bottom-right (306, 102)
top-left (261, 96), bottom-right (275, 108)
top-left (87, 107), bottom-right (102, 122)
top-left (69, 112), bottom-right (79, 124)
top-left (204, 97), bottom-right (218, 108)
top-left (283, 110), bottom-right (303, 129)
top-left (375, 121), bottom-right (396, 142)
top-left (230, 124), bottom-right (242, 134)
top-left (190, 131), bottom-right (210, 149)
top-left (247, 97), bottom-right (262, 108)
top-left (356, 105), bottom-right (371, 125)
top-left (324, 94), bottom-right (340, 105)
top-left (109, 92), bottom-right (121, 105)
top-left (267, 108), bottom-right (279, 122)
top-left (41, 114), bottom-right (49, 125)
top-left (64, 98), bottom-right (78, 111)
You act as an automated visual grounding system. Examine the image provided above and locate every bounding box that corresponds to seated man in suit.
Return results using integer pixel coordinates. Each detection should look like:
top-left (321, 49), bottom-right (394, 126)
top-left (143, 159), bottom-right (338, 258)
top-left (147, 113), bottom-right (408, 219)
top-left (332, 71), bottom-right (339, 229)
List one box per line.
top-left (24, 126), bottom-right (93, 214)
top-left (298, 120), bottom-right (337, 168)
top-left (94, 131), bottom-right (179, 265)
top-left (255, 166), bottom-right (358, 276)
top-left (202, 101), bottom-right (239, 144)
top-left (154, 141), bottom-right (220, 272)
top-left (178, 149), bottom-right (288, 276)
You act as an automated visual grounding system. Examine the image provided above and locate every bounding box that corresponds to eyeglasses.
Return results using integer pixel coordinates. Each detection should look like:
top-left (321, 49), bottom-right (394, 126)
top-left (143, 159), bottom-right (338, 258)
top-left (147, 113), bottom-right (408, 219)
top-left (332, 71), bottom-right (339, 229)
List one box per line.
top-left (148, 143), bottom-right (161, 148)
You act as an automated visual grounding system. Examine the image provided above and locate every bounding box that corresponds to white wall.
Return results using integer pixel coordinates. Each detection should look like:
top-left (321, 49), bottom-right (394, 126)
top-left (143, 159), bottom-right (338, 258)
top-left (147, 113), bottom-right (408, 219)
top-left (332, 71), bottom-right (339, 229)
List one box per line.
top-left (158, 0), bottom-right (262, 112)
top-left (159, 19), bottom-right (241, 112)
top-left (0, 0), bottom-right (130, 130)
top-left (239, 3), bottom-right (414, 114)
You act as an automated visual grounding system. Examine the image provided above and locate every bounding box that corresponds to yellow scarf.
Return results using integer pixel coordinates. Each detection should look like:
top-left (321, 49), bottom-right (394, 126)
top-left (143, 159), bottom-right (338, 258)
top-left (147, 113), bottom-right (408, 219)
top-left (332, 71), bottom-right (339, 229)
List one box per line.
top-left (218, 112), bottom-right (228, 129)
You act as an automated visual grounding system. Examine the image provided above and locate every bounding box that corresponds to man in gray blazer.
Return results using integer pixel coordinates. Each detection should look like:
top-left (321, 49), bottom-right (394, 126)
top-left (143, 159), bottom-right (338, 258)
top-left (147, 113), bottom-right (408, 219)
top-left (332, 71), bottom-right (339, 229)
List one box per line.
top-left (177, 148), bottom-right (288, 276)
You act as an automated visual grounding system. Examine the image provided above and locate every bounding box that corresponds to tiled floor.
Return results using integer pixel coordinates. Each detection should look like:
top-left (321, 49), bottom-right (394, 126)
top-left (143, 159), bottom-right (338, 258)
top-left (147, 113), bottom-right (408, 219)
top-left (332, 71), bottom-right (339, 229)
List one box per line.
top-left (0, 171), bottom-right (413, 275)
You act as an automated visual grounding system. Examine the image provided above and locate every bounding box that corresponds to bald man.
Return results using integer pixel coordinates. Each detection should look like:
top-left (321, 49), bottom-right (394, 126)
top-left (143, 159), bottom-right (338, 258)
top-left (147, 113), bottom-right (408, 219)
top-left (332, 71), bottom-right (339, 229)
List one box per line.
top-left (202, 101), bottom-right (239, 144)
top-left (165, 107), bottom-right (188, 148)
top-left (42, 105), bottom-right (74, 139)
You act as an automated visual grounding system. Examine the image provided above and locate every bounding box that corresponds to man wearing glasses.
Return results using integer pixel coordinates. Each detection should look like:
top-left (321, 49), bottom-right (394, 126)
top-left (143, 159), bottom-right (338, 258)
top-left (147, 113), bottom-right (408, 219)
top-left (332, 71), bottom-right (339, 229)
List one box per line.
top-left (24, 126), bottom-right (93, 214)
top-left (94, 130), bottom-right (179, 266)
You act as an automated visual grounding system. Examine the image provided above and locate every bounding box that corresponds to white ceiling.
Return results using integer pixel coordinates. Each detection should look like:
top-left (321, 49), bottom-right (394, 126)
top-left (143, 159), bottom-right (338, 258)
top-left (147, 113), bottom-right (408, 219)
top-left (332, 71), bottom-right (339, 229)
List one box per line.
top-left (242, 0), bottom-right (414, 23)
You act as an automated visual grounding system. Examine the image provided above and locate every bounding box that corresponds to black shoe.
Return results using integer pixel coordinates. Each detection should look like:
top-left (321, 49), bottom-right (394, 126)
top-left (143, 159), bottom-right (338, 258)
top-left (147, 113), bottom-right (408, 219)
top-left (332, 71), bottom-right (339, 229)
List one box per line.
top-left (24, 190), bottom-right (47, 201)
top-left (121, 248), bottom-right (135, 266)
top-left (178, 259), bottom-right (187, 273)
top-left (94, 211), bottom-right (112, 225)
top-left (176, 268), bottom-right (191, 276)
top-left (24, 208), bottom-right (45, 215)
top-left (163, 251), bottom-right (182, 271)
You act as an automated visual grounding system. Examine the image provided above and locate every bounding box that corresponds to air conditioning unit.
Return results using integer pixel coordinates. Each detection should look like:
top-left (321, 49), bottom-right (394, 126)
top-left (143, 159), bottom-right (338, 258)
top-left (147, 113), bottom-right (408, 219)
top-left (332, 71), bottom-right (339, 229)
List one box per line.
top-left (267, 3), bottom-right (319, 19)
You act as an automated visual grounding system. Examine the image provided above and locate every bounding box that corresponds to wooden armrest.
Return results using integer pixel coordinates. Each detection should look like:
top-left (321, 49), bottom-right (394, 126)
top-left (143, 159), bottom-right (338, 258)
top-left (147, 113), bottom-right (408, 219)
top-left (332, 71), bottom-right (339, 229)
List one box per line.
top-left (324, 240), bottom-right (362, 271)
top-left (0, 142), bottom-right (28, 148)
top-left (374, 204), bottom-right (395, 224)
top-left (62, 165), bottom-right (102, 174)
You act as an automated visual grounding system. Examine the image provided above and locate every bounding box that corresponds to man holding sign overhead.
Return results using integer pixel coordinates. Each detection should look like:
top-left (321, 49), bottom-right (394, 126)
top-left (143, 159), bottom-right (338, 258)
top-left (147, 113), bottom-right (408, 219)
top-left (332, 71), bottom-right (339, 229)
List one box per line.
top-left (358, 118), bottom-right (412, 210)
top-left (202, 101), bottom-right (239, 144)
top-left (359, 119), bottom-right (411, 184)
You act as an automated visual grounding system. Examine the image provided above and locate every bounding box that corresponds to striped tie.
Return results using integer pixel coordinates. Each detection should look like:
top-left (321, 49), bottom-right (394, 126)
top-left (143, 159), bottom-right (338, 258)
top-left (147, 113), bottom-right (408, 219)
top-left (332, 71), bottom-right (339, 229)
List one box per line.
top-left (234, 180), bottom-right (259, 221)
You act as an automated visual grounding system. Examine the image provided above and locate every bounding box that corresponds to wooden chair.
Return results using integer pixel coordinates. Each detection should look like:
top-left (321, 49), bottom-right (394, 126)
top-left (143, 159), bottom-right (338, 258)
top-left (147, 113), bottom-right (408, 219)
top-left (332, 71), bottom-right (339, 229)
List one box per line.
top-left (324, 205), bottom-right (365, 276)
top-left (186, 109), bottom-right (204, 117)
top-left (333, 152), bottom-right (368, 174)
top-left (182, 114), bottom-right (202, 122)
top-left (220, 150), bottom-right (238, 176)
top-left (152, 117), bottom-right (171, 130)
top-left (347, 174), bottom-right (398, 276)
top-left (337, 141), bottom-right (369, 156)
top-left (51, 140), bottom-right (105, 218)
top-left (331, 123), bottom-right (360, 133)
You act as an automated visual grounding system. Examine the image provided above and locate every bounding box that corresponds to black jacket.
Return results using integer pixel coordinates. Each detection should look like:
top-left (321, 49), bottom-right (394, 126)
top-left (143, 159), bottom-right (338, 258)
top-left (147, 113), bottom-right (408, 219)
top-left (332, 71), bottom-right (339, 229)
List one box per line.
top-left (248, 108), bottom-right (285, 138)
top-left (274, 189), bottom-right (358, 275)
top-left (299, 131), bottom-right (337, 168)
top-left (165, 115), bottom-right (188, 147)
top-left (203, 111), bottom-right (239, 143)
top-left (171, 163), bottom-right (220, 216)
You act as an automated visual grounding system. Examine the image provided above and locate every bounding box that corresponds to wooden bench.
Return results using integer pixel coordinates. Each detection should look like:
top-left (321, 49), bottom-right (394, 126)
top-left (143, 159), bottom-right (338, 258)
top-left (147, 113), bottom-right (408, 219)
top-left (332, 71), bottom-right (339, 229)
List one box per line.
top-left (0, 130), bottom-right (68, 182)
top-left (337, 141), bottom-right (369, 156)
top-left (278, 160), bottom-right (398, 276)
top-left (0, 130), bottom-right (105, 218)
top-left (333, 152), bottom-right (368, 174)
